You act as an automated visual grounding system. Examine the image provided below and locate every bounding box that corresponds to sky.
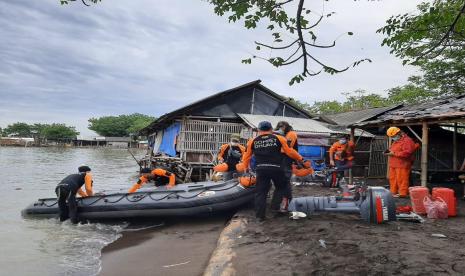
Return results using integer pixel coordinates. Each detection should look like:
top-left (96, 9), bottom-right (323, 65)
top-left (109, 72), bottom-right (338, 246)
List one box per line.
top-left (0, 0), bottom-right (424, 135)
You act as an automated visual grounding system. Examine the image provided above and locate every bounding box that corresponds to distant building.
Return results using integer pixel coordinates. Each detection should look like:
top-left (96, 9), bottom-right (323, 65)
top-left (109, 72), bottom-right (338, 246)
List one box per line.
top-left (73, 136), bottom-right (136, 148)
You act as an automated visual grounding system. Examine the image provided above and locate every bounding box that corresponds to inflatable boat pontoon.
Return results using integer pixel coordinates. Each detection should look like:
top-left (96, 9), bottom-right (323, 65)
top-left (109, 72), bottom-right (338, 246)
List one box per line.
top-left (22, 180), bottom-right (254, 220)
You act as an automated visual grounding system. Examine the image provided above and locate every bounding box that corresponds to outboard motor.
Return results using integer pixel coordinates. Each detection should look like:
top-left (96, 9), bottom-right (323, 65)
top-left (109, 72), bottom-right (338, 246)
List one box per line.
top-left (288, 187), bottom-right (396, 224)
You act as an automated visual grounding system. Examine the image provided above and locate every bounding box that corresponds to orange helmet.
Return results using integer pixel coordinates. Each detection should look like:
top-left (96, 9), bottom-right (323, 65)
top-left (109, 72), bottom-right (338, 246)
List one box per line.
top-left (386, 127), bottom-right (401, 137)
top-left (213, 163), bottom-right (229, 172)
top-left (238, 175), bottom-right (256, 187)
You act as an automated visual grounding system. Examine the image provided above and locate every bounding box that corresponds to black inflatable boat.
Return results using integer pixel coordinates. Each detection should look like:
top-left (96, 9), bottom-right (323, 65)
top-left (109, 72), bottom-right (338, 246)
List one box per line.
top-left (22, 180), bottom-right (254, 220)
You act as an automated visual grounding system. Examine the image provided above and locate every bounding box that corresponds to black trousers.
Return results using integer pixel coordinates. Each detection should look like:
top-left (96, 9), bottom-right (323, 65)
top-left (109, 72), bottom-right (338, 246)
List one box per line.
top-left (55, 185), bottom-right (78, 224)
top-left (270, 169), bottom-right (292, 210)
top-left (255, 168), bottom-right (287, 219)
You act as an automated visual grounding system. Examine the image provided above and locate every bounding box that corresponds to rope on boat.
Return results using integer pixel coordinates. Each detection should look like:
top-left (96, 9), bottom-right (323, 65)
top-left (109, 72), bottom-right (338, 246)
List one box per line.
top-left (39, 180), bottom-right (247, 207)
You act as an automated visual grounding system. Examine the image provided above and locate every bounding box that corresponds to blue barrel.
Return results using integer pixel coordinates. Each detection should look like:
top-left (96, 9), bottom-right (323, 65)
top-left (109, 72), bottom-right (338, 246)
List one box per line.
top-left (298, 145), bottom-right (325, 160)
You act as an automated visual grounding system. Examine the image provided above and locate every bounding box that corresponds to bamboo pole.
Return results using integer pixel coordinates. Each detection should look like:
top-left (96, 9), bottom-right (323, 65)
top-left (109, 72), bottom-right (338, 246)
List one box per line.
top-left (421, 122), bottom-right (429, 187)
top-left (453, 122), bottom-right (458, 170)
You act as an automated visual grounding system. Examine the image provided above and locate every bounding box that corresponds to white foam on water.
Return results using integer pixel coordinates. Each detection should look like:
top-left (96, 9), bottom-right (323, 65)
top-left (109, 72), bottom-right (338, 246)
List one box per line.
top-left (26, 218), bottom-right (127, 276)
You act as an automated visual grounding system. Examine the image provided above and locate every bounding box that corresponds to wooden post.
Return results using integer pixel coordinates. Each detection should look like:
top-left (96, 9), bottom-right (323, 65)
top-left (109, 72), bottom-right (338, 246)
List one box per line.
top-left (386, 136), bottom-right (391, 180)
top-left (349, 127), bottom-right (355, 184)
top-left (453, 122), bottom-right (458, 170)
top-left (421, 122), bottom-right (429, 187)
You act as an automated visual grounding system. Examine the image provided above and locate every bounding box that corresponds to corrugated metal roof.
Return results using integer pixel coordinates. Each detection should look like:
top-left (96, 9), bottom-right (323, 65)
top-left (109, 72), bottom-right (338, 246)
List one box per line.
top-left (327, 105), bottom-right (401, 126)
top-left (141, 80), bottom-right (314, 134)
top-left (355, 94), bottom-right (465, 126)
top-left (238, 114), bottom-right (339, 134)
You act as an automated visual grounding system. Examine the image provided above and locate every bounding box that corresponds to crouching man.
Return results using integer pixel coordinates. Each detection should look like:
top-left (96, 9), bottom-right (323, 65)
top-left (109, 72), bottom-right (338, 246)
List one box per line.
top-left (128, 167), bottom-right (176, 193)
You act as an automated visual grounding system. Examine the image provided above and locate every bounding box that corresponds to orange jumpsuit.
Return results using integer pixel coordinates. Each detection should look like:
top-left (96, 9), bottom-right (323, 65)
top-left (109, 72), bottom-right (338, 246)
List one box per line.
top-left (329, 140), bottom-right (355, 162)
top-left (388, 135), bottom-right (416, 196)
top-left (128, 169), bottom-right (176, 193)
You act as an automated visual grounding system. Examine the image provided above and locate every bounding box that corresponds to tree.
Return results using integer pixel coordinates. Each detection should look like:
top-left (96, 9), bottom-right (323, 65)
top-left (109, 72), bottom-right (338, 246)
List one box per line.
top-left (3, 122), bottom-right (32, 137)
top-left (341, 89), bottom-right (387, 111)
top-left (386, 77), bottom-right (436, 105)
top-left (378, 0), bottom-right (465, 94)
top-left (40, 124), bottom-right (79, 140)
top-left (307, 100), bottom-right (344, 115)
top-left (60, 0), bottom-right (371, 85)
top-left (88, 113), bottom-right (155, 136)
top-left (127, 117), bottom-right (155, 135)
top-left (292, 89), bottom-right (390, 114)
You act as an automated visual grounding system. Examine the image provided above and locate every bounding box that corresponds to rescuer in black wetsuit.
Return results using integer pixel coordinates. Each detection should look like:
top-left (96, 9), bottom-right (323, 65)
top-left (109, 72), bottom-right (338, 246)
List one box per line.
top-left (55, 165), bottom-right (93, 224)
top-left (239, 121), bottom-right (304, 221)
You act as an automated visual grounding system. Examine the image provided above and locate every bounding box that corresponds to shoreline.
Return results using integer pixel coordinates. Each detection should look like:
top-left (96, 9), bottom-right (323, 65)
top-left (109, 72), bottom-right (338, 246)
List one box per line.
top-left (99, 217), bottom-right (227, 276)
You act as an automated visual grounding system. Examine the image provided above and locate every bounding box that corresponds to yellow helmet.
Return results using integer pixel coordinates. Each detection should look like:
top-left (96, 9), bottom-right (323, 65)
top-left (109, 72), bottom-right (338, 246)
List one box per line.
top-left (386, 127), bottom-right (401, 137)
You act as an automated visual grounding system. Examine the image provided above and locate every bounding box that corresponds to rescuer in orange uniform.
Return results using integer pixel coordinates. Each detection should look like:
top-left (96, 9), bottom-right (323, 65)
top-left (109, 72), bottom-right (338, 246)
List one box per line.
top-left (238, 121), bottom-right (305, 220)
top-left (55, 165), bottom-right (94, 223)
top-left (329, 134), bottom-right (355, 186)
top-left (128, 167), bottom-right (176, 193)
top-left (271, 121), bottom-right (299, 211)
top-left (385, 127), bottom-right (416, 197)
top-left (216, 134), bottom-right (246, 180)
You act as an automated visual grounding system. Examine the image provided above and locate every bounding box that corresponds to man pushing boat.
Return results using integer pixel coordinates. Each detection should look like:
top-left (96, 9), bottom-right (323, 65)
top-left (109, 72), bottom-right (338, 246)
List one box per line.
top-left (55, 165), bottom-right (93, 224)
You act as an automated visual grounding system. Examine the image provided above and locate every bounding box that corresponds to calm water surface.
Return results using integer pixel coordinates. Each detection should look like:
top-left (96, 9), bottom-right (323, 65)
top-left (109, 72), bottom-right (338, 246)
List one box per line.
top-left (0, 147), bottom-right (145, 275)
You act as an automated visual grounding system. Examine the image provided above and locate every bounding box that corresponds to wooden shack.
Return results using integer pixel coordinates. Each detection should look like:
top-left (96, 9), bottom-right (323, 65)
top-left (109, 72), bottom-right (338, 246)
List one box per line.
top-left (141, 80), bottom-right (333, 181)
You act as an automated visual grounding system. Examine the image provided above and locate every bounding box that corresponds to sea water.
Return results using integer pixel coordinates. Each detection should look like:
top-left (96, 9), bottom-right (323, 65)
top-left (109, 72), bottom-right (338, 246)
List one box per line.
top-left (0, 147), bottom-right (144, 275)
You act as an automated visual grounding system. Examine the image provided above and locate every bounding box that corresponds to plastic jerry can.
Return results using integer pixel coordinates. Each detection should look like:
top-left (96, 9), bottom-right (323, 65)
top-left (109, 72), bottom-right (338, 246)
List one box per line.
top-left (432, 188), bottom-right (457, 217)
top-left (409, 186), bottom-right (429, 215)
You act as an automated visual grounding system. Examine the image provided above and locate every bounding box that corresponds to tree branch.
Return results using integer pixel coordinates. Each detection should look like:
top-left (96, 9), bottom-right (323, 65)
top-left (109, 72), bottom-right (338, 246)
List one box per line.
top-left (415, 1), bottom-right (465, 61)
top-left (255, 39), bottom-right (299, 50)
top-left (304, 40), bottom-right (336, 48)
top-left (295, 0), bottom-right (308, 76)
top-left (283, 44), bottom-right (302, 63)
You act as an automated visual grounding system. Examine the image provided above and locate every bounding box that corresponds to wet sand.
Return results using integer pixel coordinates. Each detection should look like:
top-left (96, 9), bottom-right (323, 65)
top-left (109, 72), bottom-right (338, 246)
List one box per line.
top-left (227, 185), bottom-right (465, 275)
top-left (99, 217), bottom-right (226, 276)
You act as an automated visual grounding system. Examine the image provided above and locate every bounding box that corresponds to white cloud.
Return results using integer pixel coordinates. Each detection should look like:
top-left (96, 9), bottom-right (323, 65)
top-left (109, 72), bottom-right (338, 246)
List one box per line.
top-left (0, 0), bottom-right (424, 134)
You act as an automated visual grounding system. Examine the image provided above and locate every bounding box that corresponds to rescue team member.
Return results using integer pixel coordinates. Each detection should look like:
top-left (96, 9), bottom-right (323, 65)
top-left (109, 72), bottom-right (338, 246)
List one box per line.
top-left (271, 121), bottom-right (298, 211)
top-left (329, 134), bottom-right (355, 186)
top-left (239, 121), bottom-right (304, 221)
top-left (55, 165), bottom-right (93, 224)
top-left (385, 127), bottom-right (416, 197)
top-left (128, 167), bottom-right (176, 193)
top-left (217, 134), bottom-right (246, 180)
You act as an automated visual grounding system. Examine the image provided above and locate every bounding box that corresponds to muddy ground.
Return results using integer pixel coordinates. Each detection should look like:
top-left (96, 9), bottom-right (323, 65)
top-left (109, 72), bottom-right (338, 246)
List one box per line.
top-left (229, 184), bottom-right (465, 276)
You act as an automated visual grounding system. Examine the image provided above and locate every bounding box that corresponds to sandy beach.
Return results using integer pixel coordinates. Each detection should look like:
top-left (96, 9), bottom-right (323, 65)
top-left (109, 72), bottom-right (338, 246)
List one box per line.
top-left (100, 217), bottom-right (227, 276)
top-left (218, 185), bottom-right (465, 276)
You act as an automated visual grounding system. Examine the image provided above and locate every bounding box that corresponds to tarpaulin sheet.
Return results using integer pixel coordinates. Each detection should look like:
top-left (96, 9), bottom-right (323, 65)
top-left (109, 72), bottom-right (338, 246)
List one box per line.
top-left (159, 122), bottom-right (181, 156)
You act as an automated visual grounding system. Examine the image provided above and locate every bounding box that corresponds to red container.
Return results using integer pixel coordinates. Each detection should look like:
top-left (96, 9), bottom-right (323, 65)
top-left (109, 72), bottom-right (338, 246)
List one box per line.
top-left (432, 188), bottom-right (457, 217)
top-left (409, 186), bottom-right (429, 215)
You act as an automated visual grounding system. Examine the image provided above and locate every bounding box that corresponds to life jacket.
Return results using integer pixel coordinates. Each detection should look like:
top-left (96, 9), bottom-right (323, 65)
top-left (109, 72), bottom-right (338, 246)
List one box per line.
top-left (223, 145), bottom-right (243, 170)
top-left (275, 131), bottom-right (299, 171)
top-left (59, 173), bottom-right (86, 192)
top-left (251, 134), bottom-right (283, 170)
